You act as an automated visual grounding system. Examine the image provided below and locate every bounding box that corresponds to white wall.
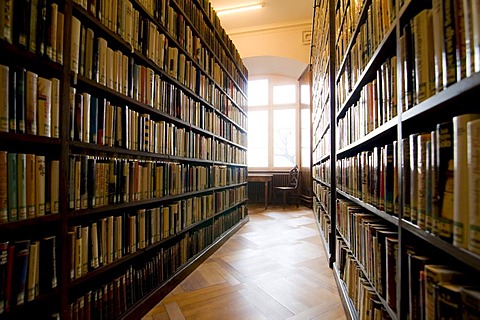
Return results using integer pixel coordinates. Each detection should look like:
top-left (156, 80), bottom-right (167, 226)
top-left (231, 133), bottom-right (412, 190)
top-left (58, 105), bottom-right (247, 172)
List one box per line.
top-left (229, 23), bottom-right (311, 79)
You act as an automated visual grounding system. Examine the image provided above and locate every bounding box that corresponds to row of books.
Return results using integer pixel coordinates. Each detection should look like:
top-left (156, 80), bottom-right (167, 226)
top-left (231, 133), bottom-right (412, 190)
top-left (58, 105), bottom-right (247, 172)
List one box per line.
top-left (0, 152), bottom-right (59, 224)
top-left (336, 0), bottom-right (394, 108)
top-left (0, 65), bottom-right (60, 137)
top-left (313, 198), bottom-right (331, 241)
top-left (68, 194), bottom-right (218, 279)
top-left (401, 1), bottom-right (480, 111)
top-left (69, 207), bottom-right (244, 319)
top-left (337, 56), bottom-right (398, 150)
top-left (0, 236), bottom-right (57, 314)
top-left (336, 198), bottom-right (398, 311)
top-left (337, 142), bottom-right (398, 215)
top-left (313, 127), bottom-right (330, 162)
top-left (214, 186), bottom-right (246, 213)
top-left (213, 205), bottom-right (245, 237)
top-left (0, 0), bottom-right (64, 64)
top-left (404, 114), bottom-right (480, 252)
top-left (336, 240), bottom-right (394, 320)
top-left (73, 27), bottom-right (247, 134)
top-left (312, 161), bottom-right (331, 185)
top-left (68, 155), bottom-right (246, 210)
top-left (72, 0), bottom-right (247, 111)
top-left (314, 181), bottom-right (331, 214)
top-left (406, 249), bottom-right (480, 320)
top-left (336, 112), bottom-right (480, 254)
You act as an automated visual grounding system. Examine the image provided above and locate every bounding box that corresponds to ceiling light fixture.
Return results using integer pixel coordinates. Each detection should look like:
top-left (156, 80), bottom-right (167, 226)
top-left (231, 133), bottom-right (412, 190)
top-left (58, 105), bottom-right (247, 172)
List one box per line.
top-left (216, 3), bottom-right (265, 16)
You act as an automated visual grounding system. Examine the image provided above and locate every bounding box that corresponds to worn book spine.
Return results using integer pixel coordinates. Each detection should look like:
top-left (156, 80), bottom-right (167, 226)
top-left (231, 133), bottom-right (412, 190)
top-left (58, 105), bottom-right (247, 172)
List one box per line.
top-left (26, 154), bottom-right (36, 218)
top-left (0, 152), bottom-right (7, 223)
top-left (0, 65), bottom-right (8, 133)
top-left (26, 71), bottom-right (38, 135)
top-left (35, 155), bottom-right (46, 217)
top-left (37, 77), bottom-right (52, 137)
top-left (50, 160), bottom-right (59, 214)
top-left (467, 119), bottom-right (480, 254)
top-left (7, 153), bottom-right (17, 221)
top-left (453, 113), bottom-right (480, 248)
top-left (17, 153), bottom-right (27, 220)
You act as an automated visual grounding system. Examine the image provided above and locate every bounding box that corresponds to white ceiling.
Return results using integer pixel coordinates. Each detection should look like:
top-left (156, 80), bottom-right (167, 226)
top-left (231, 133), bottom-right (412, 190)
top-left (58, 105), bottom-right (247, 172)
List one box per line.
top-left (210, 0), bottom-right (313, 34)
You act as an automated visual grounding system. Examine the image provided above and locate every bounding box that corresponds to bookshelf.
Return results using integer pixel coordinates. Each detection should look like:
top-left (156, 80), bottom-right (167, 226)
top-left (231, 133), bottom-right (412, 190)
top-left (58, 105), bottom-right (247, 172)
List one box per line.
top-left (311, 0), bottom-right (480, 318)
top-left (0, 0), bottom-right (248, 319)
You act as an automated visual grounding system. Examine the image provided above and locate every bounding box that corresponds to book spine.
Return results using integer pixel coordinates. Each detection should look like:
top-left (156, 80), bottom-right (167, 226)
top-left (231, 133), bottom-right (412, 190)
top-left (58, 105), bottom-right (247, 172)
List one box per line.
top-left (0, 152), bottom-right (7, 223)
top-left (410, 133), bottom-right (420, 224)
top-left (71, 16), bottom-right (82, 73)
top-left (50, 160), bottom-right (59, 214)
top-left (443, 0), bottom-right (458, 86)
top-left (453, 114), bottom-right (480, 248)
top-left (7, 153), bottom-right (17, 221)
top-left (418, 133), bottom-right (431, 230)
top-left (26, 71), bottom-right (38, 135)
top-left (8, 67), bottom-right (15, 133)
top-left (2, 0), bottom-right (13, 44)
top-left (56, 11), bottom-right (64, 64)
top-left (35, 155), bottom-right (46, 217)
top-left (51, 78), bottom-right (60, 138)
top-left (26, 241), bottom-right (39, 302)
top-left (0, 241), bottom-right (8, 314)
top-left (0, 65), bottom-right (8, 132)
top-left (26, 154), bottom-right (36, 218)
top-left (13, 240), bottom-right (30, 307)
top-left (17, 153), bottom-right (27, 220)
top-left (29, 0), bottom-right (38, 53)
top-left (37, 77), bottom-right (52, 137)
top-left (15, 66), bottom-right (26, 134)
top-left (468, 119), bottom-right (480, 254)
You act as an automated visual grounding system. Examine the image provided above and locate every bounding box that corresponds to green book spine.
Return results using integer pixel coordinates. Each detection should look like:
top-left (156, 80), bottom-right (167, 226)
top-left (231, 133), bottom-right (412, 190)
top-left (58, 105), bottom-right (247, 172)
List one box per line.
top-left (7, 153), bottom-right (17, 221)
top-left (17, 153), bottom-right (27, 220)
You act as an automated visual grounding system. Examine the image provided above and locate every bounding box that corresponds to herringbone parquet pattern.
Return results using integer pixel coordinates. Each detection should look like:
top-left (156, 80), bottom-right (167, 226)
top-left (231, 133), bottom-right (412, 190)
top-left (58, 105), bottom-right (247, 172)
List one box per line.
top-left (142, 204), bottom-right (346, 320)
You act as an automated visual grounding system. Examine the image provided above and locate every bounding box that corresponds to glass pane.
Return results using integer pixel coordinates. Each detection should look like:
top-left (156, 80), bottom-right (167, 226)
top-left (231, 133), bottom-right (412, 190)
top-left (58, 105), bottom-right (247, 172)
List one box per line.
top-left (301, 84), bottom-right (310, 105)
top-left (273, 109), bottom-right (296, 167)
top-left (273, 85), bottom-right (296, 105)
top-left (248, 79), bottom-right (268, 106)
top-left (301, 109), bottom-right (311, 149)
top-left (301, 147), bottom-right (310, 167)
top-left (248, 111), bottom-right (268, 167)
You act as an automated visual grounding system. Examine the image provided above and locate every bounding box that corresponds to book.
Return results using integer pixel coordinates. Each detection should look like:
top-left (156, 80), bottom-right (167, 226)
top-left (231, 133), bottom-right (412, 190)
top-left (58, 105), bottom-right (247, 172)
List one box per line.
top-left (47, 3), bottom-right (58, 61)
top-left (468, 119), bottom-right (480, 254)
top-left (37, 0), bottom-right (48, 56)
top-left (26, 241), bottom-right (39, 302)
top-left (410, 133), bottom-right (420, 224)
top-left (36, 155), bottom-right (46, 217)
top-left (7, 153), bottom-right (18, 221)
top-left (453, 114), bottom-right (480, 248)
top-left (26, 71), bottom-right (38, 135)
top-left (39, 236), bottom-right (57, 294)
top-left (71, 16), bottom-right (82, 73)
top-left (13, 0), bottom-right (29, 48)
top-left (443, 0), bottom-right (458, 86)
top-left (2, 0), bottom-right (13, 44)
top-left (424, 265), bottom-right (466, 320)
top-left (408, 253), bottom-right (432, 320)
top-left (437, 283), bottom-right (464, 319)
top-left (8, 66), bottom-right (15, 132)
top-left (0, 241), bottom-right (8, 314)
top-left (56, 11), bottom-right (64, 64)
top-left (26, 154), bottom-right (36, 218)
top-left (3, 244), bottom-right (14, 313)
top-left (0, 152), bottom-right (7, 223)
top-left (50, 160), bottom-right (59, 214)
top-left (13, 239), bottom-right (30, 307)
top-left (413, 9), bottom-right (435, 104)
top-left (17, 153), bottom-right (27, 220)
top-left (417, 133), bottom-right (431, 230)
top-left (460, 287), bottom-right (480, 319)
top-left (28, 0), bottom-right (39, 53)
top-left (436, 121), bottom-right (455, 242)
top-left (51, 78), bottom-right (60, 138)
top-left (0, 64), bottom-right (8, 132)
top-left (37, 77), bottom-right (52, 137)
top-left (15, 66), bottom-right (26, 134)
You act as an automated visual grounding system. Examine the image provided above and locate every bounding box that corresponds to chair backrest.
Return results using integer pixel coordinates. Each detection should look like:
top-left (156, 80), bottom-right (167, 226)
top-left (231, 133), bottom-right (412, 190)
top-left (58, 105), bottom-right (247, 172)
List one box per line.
top-left (288, 165), bottom-right (299, 188)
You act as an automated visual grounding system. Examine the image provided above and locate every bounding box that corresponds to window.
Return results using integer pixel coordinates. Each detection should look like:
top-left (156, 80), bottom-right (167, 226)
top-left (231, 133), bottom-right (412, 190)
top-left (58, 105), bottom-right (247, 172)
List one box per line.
top-left (247, 75), bottom-right (302, 170)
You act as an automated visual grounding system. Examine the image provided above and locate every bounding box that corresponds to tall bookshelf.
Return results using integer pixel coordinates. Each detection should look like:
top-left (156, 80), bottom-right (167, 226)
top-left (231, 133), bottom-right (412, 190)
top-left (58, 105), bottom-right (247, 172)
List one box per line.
top-left (0, 0), bottom-right (248, 319)
top-left (311, 0), bottom-right (480, 318)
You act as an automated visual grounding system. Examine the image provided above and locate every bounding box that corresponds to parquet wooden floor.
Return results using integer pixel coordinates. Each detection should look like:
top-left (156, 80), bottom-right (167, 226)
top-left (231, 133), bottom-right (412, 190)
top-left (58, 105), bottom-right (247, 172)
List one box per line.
top-left (142, 204), bottom-right (346, 320)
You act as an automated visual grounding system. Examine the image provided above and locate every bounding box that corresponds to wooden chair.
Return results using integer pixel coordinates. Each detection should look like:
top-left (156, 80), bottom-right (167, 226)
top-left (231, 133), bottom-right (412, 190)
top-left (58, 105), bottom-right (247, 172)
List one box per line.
top-left (275, 165), bottom-right (299, 208)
